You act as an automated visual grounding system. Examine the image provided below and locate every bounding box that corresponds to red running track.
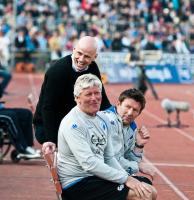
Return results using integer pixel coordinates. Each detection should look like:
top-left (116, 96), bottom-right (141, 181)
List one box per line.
top-left (0, 73), bottom-right (194, 200)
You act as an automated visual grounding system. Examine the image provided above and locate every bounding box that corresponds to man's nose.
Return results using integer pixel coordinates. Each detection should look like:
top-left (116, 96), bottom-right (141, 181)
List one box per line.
top-left (127, 108), bottom-right (133, 115)
top-left (91, 93), bottom-right (100, 100)
top-left (79, 55), bottom-right (85, 61)
top-left (91, 94), bottom-right (96, 99)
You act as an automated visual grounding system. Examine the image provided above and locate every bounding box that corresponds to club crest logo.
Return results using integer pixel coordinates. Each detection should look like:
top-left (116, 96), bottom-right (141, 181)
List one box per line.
top-left (110, 120), bottom-right (115, 125)
top-left (71, 124), bottom-right (78, 129)
top-left (117, 184), bottom-right (124, 191)
top-left (91, 135), bottom-right (106, 147)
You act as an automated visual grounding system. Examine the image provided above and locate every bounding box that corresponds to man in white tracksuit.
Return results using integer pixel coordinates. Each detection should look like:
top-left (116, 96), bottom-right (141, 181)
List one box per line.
top-left (103, 88), bottom-right (154, 180)
top-left (57, 74), bottom-right (157, 200)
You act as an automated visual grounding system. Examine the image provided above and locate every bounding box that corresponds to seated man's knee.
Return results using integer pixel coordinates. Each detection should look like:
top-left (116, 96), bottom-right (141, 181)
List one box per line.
top-left (21, 108), bottom-right (33, 119)
top-left (26, 109), bottom-right (33, 118)
top-left (151, 185), bottom-right (157, 200)
top-left (145, 184), bottom-right (157, 200)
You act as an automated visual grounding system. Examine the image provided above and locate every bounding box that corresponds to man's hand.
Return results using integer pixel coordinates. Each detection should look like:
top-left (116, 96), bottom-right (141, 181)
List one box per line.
top-left (139, 162), bottom-right (156, 180)
top-left (125, 176), bottom-right (152, 198)
top-left (42, 142), bottom-right (56, 154)
top-left (136, 125), bottom-right (150, 147)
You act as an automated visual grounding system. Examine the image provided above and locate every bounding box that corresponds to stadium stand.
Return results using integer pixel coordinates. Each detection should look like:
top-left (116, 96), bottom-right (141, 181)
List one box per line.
top-left (0, 0), bottom-right (193, 77)
top-left (0, 0), bottom-right (193, 57)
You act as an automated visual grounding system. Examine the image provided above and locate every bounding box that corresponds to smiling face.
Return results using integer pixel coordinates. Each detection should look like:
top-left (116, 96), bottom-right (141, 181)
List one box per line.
top-left (72, 36), bottom-right (97, 71)
top-left (117, 98), bottom-right (142, 125)
top-left (75, 86), bottom-right (102, 116)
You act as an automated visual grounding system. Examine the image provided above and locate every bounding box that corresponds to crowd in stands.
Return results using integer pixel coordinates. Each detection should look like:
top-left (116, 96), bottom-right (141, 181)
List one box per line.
top-left (0, 0), bottom-right (194, 64)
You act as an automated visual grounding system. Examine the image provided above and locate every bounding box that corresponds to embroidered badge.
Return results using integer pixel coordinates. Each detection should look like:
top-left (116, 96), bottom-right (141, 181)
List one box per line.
top-left (91, 135), bottom-right (106, 146)
top-left (127, 167), bottom-right (132, 175)
top-left (110, 120), bottom-right (115, 125)
top-left (117, 184), bottom-right (124, 191)
top-left (71, 124), bottom-right (78, 129)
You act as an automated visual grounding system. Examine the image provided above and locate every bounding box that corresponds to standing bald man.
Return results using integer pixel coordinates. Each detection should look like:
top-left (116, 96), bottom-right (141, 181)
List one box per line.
top-left (33, 36), bottom-right (111, 146)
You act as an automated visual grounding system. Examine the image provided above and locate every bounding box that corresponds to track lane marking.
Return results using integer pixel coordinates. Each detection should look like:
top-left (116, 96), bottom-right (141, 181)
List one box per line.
top-left (144, 157), bottom-right (190, 200)
top-left (144, 110), bottom-right (194, 142)
top-left (152, 163), bottom-right (194, 167)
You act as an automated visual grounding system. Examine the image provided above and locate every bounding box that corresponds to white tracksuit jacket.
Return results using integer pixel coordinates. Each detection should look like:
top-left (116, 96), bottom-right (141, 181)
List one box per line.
top-left (103, 106), bottom-right (143, 175)
top-left (57, 106), bottom-right (128, 189)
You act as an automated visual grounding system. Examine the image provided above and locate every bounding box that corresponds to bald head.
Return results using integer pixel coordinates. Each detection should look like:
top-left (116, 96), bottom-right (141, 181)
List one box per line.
top-left (73, 36), bottom-right (98, 71)
top-left (76, 36), bottom-right (98, 54)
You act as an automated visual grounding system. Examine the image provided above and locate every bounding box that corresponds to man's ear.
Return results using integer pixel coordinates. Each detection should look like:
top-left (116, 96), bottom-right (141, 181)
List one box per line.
top-left (138, 110), bottom-right (142, 116)
top-left (75, 96), bottom-right (78, 103)
top-left (94, 53), bottom-right (98, 59)
top-left (116, 100), bottom-right (120, 106)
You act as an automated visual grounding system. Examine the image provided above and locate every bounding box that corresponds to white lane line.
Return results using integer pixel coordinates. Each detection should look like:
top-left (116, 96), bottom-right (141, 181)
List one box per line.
top-left (144, 157), bottom-right (190, 200)
top-left (144, 110), bottom-right (194, 142)
top-left (152, 163), bottom-right (194, 168)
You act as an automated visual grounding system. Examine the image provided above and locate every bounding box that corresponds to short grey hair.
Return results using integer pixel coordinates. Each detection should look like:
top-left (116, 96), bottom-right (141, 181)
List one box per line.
top-left (74, 74), bottom-right (102, 97)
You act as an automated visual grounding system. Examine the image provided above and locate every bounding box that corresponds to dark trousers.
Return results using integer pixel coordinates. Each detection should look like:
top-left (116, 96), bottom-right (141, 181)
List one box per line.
top-left (0, 69), bottom-right (12, 98)
top-left (0, 108), bottom-right (33, 152)
top-left (34, 124), bottom-right (46, 144)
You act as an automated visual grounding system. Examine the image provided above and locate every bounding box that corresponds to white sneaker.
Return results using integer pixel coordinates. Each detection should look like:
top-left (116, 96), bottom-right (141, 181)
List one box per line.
top-left (17, 146), bottom-right (41, 159)
top-left (26, 146), bottom-right (41, 155)
top-left (35, 149), bottom-right (41, 154)
top-left (17, 152), bottom-right (41, 159)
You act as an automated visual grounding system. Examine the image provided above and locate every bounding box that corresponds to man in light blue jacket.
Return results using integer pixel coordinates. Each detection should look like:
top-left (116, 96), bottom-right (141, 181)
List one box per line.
top-left (104, 88), bottom-right (154, 180)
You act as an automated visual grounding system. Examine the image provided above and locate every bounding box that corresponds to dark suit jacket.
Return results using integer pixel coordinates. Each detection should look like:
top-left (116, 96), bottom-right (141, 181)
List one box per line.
top-left (33, 55), bottom-right (111, 144)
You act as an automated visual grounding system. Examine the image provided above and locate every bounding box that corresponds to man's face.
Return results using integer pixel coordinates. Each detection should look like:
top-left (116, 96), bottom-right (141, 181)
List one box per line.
top-left (76, 86), bottom-right (102, 116)
top-left (73, 45), bottom-right (97, 71)
top-left (117, 98), bottom-right (142, 125)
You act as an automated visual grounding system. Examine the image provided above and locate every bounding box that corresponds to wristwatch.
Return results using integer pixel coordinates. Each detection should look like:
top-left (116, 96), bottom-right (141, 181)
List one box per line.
top-left (135, 142), bottom-right (144, 149)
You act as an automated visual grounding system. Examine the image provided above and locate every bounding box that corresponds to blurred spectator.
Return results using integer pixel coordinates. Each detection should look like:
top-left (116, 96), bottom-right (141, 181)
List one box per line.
top-left (172, 34), bottom-right (190, 54)
top-left (15, 28), bottom-right (31, 61)
top-left (48, 29), bottom-right (62, 60)
top-left (16, 11), bottom-right (28, 27)
top-left (36, 30), bottom-right (48, 51)
top-left (0, 62), bottom-right (12, 98)
top-left (65, 32), bottom-right (78, 51)
top-left (102, 33), bottom-right (112, 50)
top-left (111, 32), bottom-right (122, 51)
top-left (95, 33), bottom-right (106, 52)
top-left (28, 27), bottom-right (39, 51)
top-left (0, 29), bottom-right (10, 68)
top-left (189, 27), bottom-right (194, 53)
top-left (121, 32), bottom-right (132, 52)
top-left (141, 34), bottom-right (159, 50)
top-left (15, 27), bottom-right (37, 72)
